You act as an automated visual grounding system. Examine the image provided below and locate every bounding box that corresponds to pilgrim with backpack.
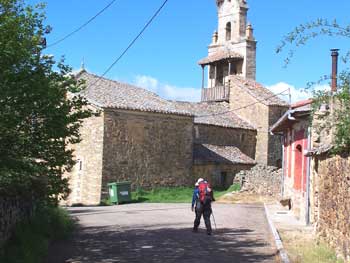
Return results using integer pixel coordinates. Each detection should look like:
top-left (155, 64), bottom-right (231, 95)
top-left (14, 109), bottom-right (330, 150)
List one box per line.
top-left (191, 178), bottom-right (215, 235)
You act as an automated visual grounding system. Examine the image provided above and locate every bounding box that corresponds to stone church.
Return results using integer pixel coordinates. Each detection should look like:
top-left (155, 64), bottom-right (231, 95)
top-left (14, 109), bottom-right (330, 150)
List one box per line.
top-left (65, 0), bottom-right (288, 205)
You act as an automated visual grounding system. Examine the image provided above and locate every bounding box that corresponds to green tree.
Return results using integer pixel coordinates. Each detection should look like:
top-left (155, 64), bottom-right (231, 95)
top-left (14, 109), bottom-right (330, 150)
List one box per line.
top-left (0, 0), bottom-right (92, 204)
top-left (276, 18), bottom-right (350, 66)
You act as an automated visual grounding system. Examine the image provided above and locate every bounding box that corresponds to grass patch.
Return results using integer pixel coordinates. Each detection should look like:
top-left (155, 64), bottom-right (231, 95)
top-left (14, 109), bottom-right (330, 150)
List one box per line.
top-left (131, 184), bottom-right (241, 203)
top-left (0, 205), bottom-right (74, 263)
top-left (214, 183), bottom-right (241, 199)
top-left (132, 187), bottom-right (193, 203)
top-left (280, 230), bottom-right (344, 263)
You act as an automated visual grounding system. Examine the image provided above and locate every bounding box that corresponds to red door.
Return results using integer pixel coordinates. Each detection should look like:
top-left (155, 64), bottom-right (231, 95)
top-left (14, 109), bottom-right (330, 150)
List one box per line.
top-left (294, 130), bottom-right (306, 191)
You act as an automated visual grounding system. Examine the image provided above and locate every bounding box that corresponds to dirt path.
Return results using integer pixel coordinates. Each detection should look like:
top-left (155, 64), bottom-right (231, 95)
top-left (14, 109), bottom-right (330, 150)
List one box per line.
top-left (46, 203), bottom-right (279, 263)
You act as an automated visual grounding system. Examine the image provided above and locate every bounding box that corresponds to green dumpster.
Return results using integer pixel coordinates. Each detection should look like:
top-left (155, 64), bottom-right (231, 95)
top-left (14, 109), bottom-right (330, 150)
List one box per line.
top-left (108, 182), bottom-right (131, 204)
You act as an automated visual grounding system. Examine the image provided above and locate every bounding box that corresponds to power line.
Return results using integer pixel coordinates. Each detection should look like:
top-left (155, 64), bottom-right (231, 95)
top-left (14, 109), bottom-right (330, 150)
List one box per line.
top-left (88, 0), bottom-right (170, 88)
top-left (197, 88), bottom-right (290, 118)
top-left (47, 0), bottom-right (118, 48)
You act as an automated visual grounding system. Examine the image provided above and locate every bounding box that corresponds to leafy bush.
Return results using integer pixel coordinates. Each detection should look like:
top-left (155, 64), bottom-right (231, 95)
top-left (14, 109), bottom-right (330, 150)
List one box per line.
top-left (311, 72), bottom-right (350, 154)
top-left (0, 206), bottom-right (74, 263)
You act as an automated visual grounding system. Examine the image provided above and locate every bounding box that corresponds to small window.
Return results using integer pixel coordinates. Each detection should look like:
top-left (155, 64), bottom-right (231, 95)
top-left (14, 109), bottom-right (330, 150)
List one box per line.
top-left (296, 144), bottom-right (302, 152)
top-left (241, 134), bottom-right (245, 142)
top-left (226, 22), bottom-right (231, 41)
top-left (77, 159), bottom-right (83, 171)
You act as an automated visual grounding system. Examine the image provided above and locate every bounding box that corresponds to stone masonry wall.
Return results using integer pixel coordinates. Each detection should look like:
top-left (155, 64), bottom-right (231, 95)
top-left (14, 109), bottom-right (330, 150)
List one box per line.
top-left (235, 164), bottom-right (282, 197)
top-left (0, 197), bottom-right (33, 247)
top-left (194, 124), bottom-right (256, 159)
top-left (268, 106), bottom-right (288, 167)
top-left (315, 154), bottom-right (350, 261)
top-left (193, 163), bottom-right (254, 188)
top-left (310, 101), bottom-right (350, 261)
top-left (230, 85), bottom-right (287, 166)
top-left (229, 86), bottom-right (269, 164)
top-left (101, 109), bottom-right (194, 196)
top-left (65, 109), bottom-right (104, 206)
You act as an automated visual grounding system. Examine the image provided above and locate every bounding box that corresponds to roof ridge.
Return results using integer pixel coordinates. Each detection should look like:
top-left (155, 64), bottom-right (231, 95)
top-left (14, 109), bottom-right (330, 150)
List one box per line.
top-left (229, 75), bottom-right (289, 106)
top-left (81, 70), bottom-right (165, 99)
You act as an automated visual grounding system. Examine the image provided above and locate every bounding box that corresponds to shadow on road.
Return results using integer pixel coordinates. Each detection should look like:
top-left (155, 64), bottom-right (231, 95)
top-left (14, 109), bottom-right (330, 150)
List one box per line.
top-left (68, 207), bottom-right (189, 217)
top-left (46, 225), bottom-right (278, 263)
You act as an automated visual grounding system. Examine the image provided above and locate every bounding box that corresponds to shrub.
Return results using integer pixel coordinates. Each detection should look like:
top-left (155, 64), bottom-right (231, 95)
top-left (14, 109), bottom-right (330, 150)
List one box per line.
top-left (0, 206), bottom-right (74, 263)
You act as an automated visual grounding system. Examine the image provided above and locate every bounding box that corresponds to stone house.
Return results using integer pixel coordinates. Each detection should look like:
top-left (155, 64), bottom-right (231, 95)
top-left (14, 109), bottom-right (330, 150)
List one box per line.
top-left (271, 50), bottom-right (349, 260)
top-left (65, 0), bottom-right (289, 205)
top-left (67, 71), bottom-right (196, 205)
top-left (67, 71), bottom-right (257, 205)
top-left (270, 99), bottom-right (312, 223)
top-left (272, 97), bottom-right (350, 261)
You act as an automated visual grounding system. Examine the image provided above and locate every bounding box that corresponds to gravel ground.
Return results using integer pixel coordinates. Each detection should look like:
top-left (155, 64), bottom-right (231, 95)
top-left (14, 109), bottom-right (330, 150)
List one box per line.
top-left (46, 203), bottom-right (279, 263)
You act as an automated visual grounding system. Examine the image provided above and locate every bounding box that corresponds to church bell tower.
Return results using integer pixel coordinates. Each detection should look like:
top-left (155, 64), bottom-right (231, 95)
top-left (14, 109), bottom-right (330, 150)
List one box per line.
top-left (199, 0), bottom-right (257, 102)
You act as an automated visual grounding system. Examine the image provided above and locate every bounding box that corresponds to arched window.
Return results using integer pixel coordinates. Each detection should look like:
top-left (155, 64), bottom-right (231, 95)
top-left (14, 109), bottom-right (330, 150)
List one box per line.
top-left (226, 22), bottom-right (231, 41)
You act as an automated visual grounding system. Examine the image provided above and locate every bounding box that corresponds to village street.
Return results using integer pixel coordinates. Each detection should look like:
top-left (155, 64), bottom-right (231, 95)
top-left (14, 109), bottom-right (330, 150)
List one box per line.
top-left (46, 203), bottom-right (279, 263)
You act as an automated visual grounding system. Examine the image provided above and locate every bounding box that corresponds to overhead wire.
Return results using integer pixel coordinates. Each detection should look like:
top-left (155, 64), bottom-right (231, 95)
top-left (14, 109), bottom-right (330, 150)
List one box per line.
top-left (87, 0), bottom-right (170, 88)
top-left (46, 0), bottom-right (118, 48)
top-left (197, 88), bottom-right (290, 118)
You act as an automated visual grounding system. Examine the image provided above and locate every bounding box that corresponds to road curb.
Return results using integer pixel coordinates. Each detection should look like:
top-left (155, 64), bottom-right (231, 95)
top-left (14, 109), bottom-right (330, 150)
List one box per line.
top-left (264, 203), bottom-right (290, 263)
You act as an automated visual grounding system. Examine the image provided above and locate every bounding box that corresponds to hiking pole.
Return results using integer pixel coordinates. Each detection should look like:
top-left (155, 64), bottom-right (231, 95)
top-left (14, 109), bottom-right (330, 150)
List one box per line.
top-left (211, 211), bottom-right (217, 231)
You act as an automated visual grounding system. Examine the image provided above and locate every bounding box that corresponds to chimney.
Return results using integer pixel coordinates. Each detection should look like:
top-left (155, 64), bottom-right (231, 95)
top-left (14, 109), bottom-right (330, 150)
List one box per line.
top-left (331, 49), bottom-right (339, 92)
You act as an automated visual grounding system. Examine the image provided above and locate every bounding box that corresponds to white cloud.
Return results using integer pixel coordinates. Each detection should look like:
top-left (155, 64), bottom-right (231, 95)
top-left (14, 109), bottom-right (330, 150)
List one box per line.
top-left (265, 82), bottom-right (330, 103)
top-left (134, 75), bottom-right (201, 102)
top-left (132, 76), bottom-right (331, 104)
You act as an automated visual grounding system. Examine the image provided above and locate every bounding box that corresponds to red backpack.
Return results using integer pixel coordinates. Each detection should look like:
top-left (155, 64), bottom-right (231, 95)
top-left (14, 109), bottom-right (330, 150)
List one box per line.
top-left (198, 181), bottom-right (212, 203)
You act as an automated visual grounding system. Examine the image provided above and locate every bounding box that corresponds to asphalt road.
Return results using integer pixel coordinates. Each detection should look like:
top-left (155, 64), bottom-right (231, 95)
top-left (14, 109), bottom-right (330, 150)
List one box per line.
top-left (46, 203), bottom-right (279, 263)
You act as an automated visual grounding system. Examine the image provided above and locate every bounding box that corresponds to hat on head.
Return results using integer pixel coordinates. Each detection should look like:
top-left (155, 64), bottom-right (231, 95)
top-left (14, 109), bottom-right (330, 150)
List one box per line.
top-left (197, 178), bottom-right (204, 184)
top-left (195, 178), bottom-right (204, 186)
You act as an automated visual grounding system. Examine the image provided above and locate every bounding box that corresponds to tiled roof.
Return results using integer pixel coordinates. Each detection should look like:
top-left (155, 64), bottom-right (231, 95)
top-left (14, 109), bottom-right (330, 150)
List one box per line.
top-left (194, 144), bottom-right (256, 165)
top-left (76, 70), bottom-right (193, 116)
top-left (229, 76), bottom-right (289, 107)
top-left (270, 103), bottom-right (311, 133)
top-left (172, 101), bottom-right (256, 130)
top-left (198, 50), bottom-right (243, 65)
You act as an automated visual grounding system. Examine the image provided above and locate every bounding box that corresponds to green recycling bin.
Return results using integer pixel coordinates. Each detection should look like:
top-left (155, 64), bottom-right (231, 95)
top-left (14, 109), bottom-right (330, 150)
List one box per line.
top-left (108, 182), bottom-right (131, 204)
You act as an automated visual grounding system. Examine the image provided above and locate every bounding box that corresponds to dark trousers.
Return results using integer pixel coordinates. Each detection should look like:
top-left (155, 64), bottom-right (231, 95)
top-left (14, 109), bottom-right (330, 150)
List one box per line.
top-left (193, 203), bottom-right (212, 233)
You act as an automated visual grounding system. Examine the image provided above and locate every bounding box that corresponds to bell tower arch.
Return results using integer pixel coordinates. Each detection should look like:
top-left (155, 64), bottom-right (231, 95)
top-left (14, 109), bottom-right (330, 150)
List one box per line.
top-left (199, 0), bottom-right (257, 102)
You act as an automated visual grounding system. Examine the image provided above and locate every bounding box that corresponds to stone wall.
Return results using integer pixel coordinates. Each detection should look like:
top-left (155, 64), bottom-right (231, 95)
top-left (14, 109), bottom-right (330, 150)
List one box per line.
top-left (230, 84), bottom-right (287, 166)
top-left (314, 154), bottom-right (350, 261)
top-left (102, 109), bottom-right (194, 196)
top-left (229, 85), bottom-right (269, 164)
top-left (235, 164), bottom-right (282, 197)
top-left (193, 163), bottom-right (254, 188)
top-left (0, 197), bottom-right (33, 247)
top-left (268, 106), bottom-right (288, 167)
top-left (65, 109), bottom-right (104, 206)
top-left (194, 124), bottom-right (256, 159)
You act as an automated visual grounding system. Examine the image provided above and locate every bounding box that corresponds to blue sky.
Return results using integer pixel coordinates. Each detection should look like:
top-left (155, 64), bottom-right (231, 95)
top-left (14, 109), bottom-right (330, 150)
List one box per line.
top-left (30, 0), bottom-right (350, 102)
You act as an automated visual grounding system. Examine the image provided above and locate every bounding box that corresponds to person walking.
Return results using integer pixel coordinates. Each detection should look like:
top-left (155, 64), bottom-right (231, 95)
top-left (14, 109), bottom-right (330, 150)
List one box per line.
top-left (191, 178), bottom-right (214, 235)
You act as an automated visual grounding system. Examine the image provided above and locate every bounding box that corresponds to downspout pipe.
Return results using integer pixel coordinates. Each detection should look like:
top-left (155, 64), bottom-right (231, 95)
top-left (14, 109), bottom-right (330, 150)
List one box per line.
top-left (305, 127), bottom-right (312, 225)
top-left (281, 136), bottom-right (285, 198)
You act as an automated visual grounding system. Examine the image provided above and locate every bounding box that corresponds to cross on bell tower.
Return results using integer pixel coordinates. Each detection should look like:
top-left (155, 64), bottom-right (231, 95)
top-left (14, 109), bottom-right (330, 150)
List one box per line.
top-left (199, 0), bottom-right (257, 102)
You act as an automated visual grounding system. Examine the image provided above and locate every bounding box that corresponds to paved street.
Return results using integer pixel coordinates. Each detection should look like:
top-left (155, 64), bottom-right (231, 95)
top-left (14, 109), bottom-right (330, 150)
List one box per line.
top-left (47, 203), bottom-right (279, 263)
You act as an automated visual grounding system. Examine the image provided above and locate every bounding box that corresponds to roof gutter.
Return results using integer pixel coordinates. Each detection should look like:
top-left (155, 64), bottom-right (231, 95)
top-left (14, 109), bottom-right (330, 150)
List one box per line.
top-left (270, 110), bottom-right (296, 135)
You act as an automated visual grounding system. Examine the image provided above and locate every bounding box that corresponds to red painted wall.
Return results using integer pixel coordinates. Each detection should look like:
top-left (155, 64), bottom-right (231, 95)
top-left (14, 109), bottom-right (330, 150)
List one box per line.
top-left (294, 129), bottom-right (307, 191)
top-left (283, 128), bottom-right (308, 192)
